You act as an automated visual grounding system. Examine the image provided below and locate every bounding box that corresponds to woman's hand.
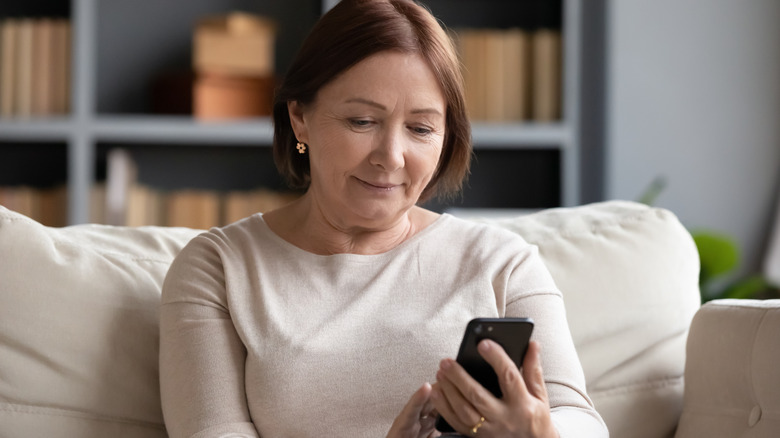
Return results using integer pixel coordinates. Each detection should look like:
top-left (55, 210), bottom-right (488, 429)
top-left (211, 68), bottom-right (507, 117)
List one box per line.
top-left (387, 383), bottom-right (441, 438)
top-left (431, 340), bottom-right (558, 438)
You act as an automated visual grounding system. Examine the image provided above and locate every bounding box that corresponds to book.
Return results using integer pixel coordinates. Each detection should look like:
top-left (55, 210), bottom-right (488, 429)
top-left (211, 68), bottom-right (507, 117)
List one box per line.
top-left (0, 185), bottom-right (69, 227)
top-left (457, 29), bottom-right (487, 121)
top-left (51, 19), bottom-right (71, 114)
top-left (15, 19), bottom-right (34, 118)
top-left (166, 190), bottom-right (220, 229)
top-left (126, 184), bottom-right (165, 227)
top-left (0, 19), bottom-right (18, 117)
top-left (458, 28), bottom-right (533, 122)
top-left (482, 29), bottom-right (506, 121)
top-left (531, 29), bottom-right (562, 121)
top-left (38, 185), bottom-right (67, 227)
top-left (90, 183), bottom-right (107, 224)
top-left (503, 28), bottom-right (531, 121)
top-left (32, 19), bottom-right (54, 116)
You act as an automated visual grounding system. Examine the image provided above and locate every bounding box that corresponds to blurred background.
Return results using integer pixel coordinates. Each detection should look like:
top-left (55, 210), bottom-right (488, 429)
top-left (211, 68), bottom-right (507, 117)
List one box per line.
top-left (0, 0), bottom-right (779, 298)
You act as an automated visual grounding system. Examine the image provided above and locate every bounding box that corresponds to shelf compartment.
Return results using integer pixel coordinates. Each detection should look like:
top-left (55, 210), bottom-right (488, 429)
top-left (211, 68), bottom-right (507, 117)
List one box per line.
top-left (425, 147), bottom-right (561, 213)
top-left (0, 140), bottom-right (68, 226)
top-left (95, 142), bottom-right (287, 192)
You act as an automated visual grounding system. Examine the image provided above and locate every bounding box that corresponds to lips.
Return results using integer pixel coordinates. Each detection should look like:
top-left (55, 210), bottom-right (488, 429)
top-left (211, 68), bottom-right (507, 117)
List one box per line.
top-left (355, 177), bottom-right (399, 191)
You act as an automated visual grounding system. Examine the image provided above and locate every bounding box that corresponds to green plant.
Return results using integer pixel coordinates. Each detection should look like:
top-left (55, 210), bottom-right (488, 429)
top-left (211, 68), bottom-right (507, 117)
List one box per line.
top-left (692, 230), bottom-right (777, 302)
top-left (638, 177), bottom-right (779, 303)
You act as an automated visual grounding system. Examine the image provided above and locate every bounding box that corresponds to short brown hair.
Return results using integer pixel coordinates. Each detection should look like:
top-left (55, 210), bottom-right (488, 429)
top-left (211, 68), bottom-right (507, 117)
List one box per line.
top-left (272, 0), bottom-right (471, 203)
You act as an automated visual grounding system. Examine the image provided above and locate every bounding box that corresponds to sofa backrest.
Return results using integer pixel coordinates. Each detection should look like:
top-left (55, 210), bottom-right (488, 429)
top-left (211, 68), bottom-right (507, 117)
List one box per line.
top-left (482, 201), bottom-right (701, 438)
top-left (0, 201), bottom-right (701, 438)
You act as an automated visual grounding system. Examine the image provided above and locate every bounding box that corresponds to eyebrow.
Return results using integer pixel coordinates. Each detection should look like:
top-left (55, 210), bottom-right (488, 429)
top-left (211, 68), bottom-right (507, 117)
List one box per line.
top-left (344, 97), bottom-right (443, 116)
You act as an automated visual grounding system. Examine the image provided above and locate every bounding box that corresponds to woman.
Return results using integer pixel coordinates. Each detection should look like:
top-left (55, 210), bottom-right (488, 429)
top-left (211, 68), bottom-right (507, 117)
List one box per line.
top-left (160, 0), bottom-right (608, 437)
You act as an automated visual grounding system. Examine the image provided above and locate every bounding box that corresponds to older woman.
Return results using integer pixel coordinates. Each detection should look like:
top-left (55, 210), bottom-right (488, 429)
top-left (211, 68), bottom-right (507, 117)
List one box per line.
top-left (159, 0), bottom-right (608, 437)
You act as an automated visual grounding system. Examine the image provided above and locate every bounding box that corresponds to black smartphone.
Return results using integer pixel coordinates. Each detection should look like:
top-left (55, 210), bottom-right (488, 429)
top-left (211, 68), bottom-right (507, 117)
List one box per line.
top-left (435, 317), bottom-right (534, 433)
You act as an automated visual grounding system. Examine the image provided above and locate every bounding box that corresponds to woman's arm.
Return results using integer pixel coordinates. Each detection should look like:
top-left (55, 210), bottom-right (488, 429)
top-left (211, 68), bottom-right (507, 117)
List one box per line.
top-left (432, 241), bottom-right (608, 437)
top-left (159, 235), bottom-right (259, 438)
top-left (502, 247), bottom-right (608, 437)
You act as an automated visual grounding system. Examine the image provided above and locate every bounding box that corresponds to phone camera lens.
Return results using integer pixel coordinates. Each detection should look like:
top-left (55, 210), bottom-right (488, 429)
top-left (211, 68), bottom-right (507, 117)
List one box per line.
top-left (475, 324), bottom-right (483, 334)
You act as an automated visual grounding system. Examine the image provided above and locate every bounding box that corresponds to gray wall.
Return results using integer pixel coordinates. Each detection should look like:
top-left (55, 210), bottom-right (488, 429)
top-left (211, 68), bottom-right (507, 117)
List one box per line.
top-left (605, 0), bottom-right (780, 277)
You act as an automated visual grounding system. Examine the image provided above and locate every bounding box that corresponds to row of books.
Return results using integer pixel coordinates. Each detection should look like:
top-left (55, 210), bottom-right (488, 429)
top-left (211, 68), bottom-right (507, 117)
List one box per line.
top-left (94, 184), bottom-right (299, 229)
top-left (455, 28), bottom-right (562, 122)
top-left (0, 17), bottom-right (71, 118)
top-left (0, 185), bottom-right (67, 227)
top-left (0, 184), bottom-right (299, 229)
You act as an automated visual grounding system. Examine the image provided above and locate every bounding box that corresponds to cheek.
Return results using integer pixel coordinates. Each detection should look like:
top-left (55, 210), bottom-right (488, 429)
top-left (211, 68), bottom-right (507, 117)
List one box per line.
top-left (311, 135), bottom-right (368, 176)
top-left (418, 141), bottom-right (444, 173)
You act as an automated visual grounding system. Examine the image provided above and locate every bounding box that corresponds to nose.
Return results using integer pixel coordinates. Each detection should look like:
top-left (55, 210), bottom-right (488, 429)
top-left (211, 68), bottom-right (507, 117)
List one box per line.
top-left (369, 128), bottom-right (405, 171)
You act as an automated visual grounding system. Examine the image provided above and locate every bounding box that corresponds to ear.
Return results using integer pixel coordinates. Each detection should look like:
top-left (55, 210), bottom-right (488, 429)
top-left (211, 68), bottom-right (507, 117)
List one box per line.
top-left (287, 100), bottom-right (309, 144)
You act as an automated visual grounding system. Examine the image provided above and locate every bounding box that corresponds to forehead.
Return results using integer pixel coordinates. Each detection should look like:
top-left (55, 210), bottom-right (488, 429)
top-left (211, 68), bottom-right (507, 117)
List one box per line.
top-left (316, 51), bottom-right (446, 111)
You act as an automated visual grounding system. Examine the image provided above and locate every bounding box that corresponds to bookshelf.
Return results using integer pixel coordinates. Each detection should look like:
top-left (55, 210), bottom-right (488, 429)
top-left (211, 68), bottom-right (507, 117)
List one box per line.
top-left (0, 0), bottom-right (596, 225)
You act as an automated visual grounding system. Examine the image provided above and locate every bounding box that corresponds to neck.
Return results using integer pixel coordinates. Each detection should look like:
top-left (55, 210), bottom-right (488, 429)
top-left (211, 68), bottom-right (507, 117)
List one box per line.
top-left (264, 193), bottom-right (437, 255)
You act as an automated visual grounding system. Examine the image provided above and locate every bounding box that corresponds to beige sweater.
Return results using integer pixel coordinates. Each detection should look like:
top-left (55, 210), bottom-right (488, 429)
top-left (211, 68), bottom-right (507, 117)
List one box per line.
top-left (160, 213), bottom-right (607, 438)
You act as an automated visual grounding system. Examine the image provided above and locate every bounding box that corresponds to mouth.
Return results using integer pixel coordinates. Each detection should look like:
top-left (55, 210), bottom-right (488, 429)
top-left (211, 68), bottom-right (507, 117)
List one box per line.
top-left (355, 177), bottom-right (399, 192)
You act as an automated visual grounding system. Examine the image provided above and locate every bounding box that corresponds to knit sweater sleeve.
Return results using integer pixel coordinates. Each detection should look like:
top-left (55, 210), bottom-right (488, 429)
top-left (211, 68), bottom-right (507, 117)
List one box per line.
top-left (159, 232), bottom-right (260, 438)
top-left (502, 242), bottom-right (609, 437)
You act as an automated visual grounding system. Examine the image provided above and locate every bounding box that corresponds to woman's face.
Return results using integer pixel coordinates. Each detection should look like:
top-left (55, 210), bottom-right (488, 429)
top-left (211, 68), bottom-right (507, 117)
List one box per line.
top-left (289, 51), bottom-right (446, 230)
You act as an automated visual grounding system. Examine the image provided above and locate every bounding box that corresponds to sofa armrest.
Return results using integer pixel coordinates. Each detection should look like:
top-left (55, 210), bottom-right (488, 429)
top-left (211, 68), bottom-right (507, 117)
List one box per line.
top-left (675, 299), bottom-right (780, 438)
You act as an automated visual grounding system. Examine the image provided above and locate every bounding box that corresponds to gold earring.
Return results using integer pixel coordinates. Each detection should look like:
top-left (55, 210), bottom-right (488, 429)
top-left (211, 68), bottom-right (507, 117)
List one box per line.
top-left (296, 142), bottom-right (307, 154)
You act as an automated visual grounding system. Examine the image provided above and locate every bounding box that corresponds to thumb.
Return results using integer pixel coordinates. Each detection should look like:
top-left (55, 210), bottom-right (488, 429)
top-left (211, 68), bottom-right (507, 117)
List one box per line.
top-left (390, 383), bottom-right (433, 433)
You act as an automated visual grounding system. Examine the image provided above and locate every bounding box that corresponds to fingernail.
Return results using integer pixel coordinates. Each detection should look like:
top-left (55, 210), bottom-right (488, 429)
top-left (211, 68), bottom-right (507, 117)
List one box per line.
top-left (478, 339), bottom-right (492, 352)
top-left (441, 359), bottom-right (452, 370)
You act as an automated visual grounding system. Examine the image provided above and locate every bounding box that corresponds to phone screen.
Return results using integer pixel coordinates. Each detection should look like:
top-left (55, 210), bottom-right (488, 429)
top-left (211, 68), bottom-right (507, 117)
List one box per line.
top-left (435, 317), bottom-right (534, 433)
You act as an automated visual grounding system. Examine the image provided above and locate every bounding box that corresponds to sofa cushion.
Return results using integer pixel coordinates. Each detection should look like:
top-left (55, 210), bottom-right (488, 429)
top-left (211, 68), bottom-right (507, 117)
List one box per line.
top-left (674, 299), bottom-right (780, 438)
top-left (481, 201), bottom-right (701, 438)
top-left (0, 206), bottom-right (200, 437)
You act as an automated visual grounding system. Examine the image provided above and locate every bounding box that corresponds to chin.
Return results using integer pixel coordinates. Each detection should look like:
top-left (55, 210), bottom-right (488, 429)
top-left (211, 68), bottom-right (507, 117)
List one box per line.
top-left (348, 203), bottom-right (409, 228)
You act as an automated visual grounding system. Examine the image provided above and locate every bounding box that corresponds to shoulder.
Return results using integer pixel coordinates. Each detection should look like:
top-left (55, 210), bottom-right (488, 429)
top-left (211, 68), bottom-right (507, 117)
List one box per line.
top-left (185, 213), bottom-right (265, 251)
top-left (162, 214), bottom-right (269, 303)
top-left (423, 214), bottom-right (541, 272)
top-left (168, 214), bottom-right (269, 274)
top-left (436, 213), bottom-right (533, 249)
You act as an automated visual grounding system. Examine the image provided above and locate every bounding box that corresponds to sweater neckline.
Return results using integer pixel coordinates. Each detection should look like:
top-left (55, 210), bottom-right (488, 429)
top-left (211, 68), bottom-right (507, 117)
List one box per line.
top-left (254, 212), bottom-right (453, 262)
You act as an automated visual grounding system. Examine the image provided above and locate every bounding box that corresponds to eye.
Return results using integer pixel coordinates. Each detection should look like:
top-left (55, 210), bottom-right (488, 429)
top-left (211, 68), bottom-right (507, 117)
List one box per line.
top-left (409, 125), bottom-right (433, 136)
top-left (349, 119), bottom-right (373, 128)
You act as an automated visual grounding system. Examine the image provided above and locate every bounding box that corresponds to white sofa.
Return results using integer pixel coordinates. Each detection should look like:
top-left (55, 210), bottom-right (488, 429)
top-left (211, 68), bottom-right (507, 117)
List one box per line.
top-left (1, 201), bottom-right (778, 437)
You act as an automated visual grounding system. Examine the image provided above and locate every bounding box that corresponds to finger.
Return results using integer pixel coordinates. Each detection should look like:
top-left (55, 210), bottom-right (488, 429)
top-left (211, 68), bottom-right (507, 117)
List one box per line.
top-left (407, 382), bottom-right (433, 419)
top-left (521, 341), bottom-right (549, 402)
top-left (477, 338), bottom-right (527, 404)
top-left (418, 398), bottom-right (437, 436)
top-left (432, 379), bottom-right (484, 435)
top-left (392, 383), bottom-right (433, 432)
top-left (436, 359), bottom-right (501, 427)
top-left (418, 411), bottom-right (438, 438)
top-left (434, 367), bottom-right (483, 427)
top-left (430, 383), bottom-right (460, 430)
